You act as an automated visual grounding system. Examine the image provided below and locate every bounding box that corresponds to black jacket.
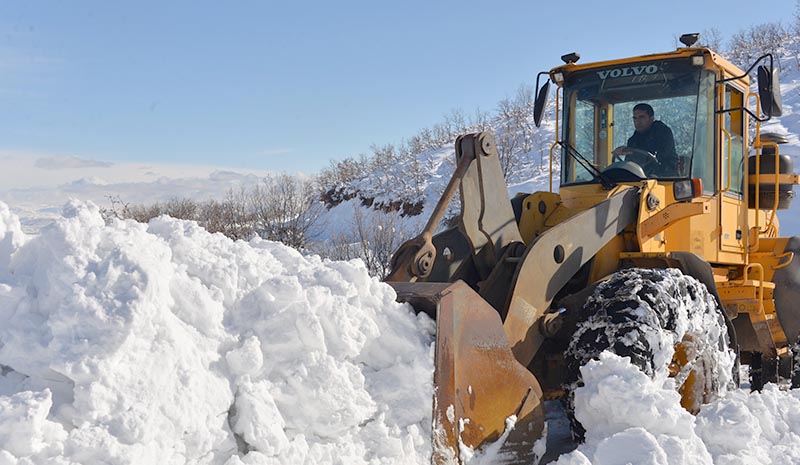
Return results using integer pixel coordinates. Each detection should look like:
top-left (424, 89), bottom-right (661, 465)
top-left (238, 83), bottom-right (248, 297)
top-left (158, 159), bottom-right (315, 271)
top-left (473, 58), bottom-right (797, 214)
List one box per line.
top-left (627, 120), bottom-right (678, 175)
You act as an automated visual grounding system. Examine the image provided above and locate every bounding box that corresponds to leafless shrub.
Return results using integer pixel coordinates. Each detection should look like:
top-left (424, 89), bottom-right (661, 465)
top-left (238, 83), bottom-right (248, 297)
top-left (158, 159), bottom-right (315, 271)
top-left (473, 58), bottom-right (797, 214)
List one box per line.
top-left (201, 188), bottom-right (254, 240)
top-left (162, 197), bottom-right (199, 220)
top-left (101, 195), bottom-right (163, 223)
top-left (495, 85), bottom-right (536, 178)
top-left (698, 28), bottom-right (724, 51)
top-left (322, 205), bottom-right (414, 278)
top-left (249, 173), bottom-right (325, 249)
top-left (728, 22), bottom-right (789, 70)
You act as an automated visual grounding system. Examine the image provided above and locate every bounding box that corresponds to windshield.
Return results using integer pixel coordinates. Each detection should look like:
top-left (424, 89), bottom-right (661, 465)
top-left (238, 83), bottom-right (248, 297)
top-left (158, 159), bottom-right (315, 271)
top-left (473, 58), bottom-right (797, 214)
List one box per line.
top-left (561, 58), bottom-right (714, 187)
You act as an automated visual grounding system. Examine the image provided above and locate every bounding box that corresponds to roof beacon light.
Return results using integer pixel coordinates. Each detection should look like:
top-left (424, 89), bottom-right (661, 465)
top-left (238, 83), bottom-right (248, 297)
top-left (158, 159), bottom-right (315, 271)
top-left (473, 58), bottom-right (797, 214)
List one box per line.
top-left (679, 33), bottom-right (700, 47)
top-left (560, 52), bottom-right (580, 64)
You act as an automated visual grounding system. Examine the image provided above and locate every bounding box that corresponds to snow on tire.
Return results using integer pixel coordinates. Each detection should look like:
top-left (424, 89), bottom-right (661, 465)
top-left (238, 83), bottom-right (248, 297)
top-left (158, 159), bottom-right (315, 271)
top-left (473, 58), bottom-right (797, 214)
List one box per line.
top-left (563, 268), bottom-right (736, 439)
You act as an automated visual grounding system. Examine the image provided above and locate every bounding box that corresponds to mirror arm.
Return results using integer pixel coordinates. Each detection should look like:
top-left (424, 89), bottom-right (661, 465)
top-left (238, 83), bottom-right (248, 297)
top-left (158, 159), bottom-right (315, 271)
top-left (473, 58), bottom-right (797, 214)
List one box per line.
top-left (717, 53), bottom-right (774, 84)
top-left (716, 106), bottom-right (771, 123)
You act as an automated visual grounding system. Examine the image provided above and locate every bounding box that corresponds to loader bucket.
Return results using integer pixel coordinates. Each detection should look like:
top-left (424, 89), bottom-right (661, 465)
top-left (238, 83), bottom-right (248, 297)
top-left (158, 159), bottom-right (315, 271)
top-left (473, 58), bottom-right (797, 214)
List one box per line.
top-left (390, 280), bottom-right (546, 464)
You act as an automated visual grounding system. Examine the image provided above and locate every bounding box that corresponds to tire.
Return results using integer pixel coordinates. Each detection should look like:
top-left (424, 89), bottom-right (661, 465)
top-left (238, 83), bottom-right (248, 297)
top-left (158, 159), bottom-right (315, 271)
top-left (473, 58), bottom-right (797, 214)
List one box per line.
top-left (773, 237), bottom-right (800, 344)
top-left (748, 352), bottom-right (778, 391)
top-left (563, 268), bottom-right (736, 440)
top-left (790, 337), bottom-right (800, 389)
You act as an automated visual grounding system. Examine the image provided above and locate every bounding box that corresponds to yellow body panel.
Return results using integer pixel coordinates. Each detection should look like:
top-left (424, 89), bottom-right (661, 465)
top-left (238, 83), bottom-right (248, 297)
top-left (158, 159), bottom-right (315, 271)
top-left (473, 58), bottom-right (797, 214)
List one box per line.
top-left (550, 47), bottom-right (750, 90)
top-left (518, 191), bottom-right (562, 244)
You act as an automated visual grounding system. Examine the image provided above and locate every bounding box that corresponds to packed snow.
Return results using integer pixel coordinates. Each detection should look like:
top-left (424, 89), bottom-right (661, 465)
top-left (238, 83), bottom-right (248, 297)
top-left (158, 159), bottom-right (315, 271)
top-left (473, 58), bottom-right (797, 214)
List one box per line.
top-left (0, 201), bottom-right (799, 464)
top-left (554, 353), bottom-right (800, 465)
top-left (0, 201), bottom-right (435, 464)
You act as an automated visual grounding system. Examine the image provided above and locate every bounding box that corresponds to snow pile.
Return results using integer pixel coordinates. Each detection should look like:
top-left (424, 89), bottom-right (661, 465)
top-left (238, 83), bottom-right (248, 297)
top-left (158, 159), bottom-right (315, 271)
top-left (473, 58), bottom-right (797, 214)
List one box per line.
top-left (0, 200), bottom-right (435, 465)
top-left (555, 352), bottom-right (800, 465)
top-left (696, 384), bottom-right (800, 464)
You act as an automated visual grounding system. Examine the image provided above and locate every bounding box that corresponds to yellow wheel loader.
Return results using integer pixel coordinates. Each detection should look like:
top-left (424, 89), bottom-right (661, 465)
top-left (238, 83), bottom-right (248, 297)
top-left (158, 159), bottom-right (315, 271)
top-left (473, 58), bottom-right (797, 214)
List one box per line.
top-left (385, 33), bottom-right (800, 464)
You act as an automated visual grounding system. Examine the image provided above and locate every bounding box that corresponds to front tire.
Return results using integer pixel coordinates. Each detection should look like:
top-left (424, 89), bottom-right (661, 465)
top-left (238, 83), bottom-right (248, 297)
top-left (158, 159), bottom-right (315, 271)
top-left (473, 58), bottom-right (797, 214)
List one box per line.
top-left (563, 268), bottom-right (736, 439)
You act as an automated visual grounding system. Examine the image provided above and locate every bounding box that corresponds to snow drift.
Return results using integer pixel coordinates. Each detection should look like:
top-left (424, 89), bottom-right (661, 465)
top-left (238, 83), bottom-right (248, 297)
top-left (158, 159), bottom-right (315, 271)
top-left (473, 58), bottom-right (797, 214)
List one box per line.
top-left (0, 200), bottom-right (434, 464)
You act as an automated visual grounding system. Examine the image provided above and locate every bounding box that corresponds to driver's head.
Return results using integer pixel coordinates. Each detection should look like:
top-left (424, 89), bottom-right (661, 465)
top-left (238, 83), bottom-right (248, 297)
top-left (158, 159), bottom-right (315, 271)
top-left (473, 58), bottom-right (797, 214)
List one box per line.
top-left (632, 103), bottom-right (655, 133)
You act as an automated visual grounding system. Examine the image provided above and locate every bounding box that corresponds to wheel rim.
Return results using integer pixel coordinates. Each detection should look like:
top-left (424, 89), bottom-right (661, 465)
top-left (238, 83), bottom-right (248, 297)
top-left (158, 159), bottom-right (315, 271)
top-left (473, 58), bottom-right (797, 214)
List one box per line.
top-left (671, 335), bottom-right (710, 414)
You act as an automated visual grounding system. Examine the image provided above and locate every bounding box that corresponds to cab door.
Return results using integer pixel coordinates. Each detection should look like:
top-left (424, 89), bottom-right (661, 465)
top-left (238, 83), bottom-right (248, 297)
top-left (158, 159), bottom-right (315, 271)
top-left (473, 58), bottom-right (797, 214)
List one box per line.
top-left (719, 84), bottom-right (747, 256)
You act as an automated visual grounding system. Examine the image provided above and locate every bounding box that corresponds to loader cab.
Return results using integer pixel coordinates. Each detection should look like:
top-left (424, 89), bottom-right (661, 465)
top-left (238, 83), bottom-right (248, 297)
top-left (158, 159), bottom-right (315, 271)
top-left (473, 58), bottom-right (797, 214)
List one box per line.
top-left (556, 55), bottom-right (716, 190)
top-left (539, 46), bottom-right (785, 265)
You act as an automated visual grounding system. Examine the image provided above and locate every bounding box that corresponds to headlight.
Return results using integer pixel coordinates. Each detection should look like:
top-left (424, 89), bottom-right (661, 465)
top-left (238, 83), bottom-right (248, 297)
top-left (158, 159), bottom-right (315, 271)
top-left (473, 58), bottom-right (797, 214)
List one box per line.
top-left (674, 178), bottom-right (703, 201)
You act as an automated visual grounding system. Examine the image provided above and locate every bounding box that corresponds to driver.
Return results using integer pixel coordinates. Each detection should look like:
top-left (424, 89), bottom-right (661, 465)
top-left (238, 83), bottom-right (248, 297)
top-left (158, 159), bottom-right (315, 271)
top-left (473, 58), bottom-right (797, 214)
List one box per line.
top-left (613, 103), bottom-right (678, 176)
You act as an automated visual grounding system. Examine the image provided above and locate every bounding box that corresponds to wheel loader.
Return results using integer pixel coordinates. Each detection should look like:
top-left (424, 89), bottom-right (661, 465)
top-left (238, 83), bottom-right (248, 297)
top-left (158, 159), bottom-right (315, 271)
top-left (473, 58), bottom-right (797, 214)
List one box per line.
top-left (384, 34), bottom-right (800, 464)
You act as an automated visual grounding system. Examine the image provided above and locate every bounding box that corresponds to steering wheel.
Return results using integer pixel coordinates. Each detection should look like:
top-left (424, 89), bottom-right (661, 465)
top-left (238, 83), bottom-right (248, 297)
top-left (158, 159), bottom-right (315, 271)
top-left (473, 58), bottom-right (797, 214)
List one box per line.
top-left (615, 148), bottom-right (659, 170)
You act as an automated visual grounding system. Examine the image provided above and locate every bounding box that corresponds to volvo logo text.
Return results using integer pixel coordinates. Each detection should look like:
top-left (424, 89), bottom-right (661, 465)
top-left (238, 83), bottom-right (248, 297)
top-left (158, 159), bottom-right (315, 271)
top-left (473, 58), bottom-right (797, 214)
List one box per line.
top-left (597, 64), bottom-right (659, 79)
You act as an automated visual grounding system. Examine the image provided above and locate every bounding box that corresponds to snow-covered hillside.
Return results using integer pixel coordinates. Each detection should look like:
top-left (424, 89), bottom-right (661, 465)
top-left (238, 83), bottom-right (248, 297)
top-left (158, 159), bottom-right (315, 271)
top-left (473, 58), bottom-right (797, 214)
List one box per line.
top-left (1, 201), bottom-right (799, 465)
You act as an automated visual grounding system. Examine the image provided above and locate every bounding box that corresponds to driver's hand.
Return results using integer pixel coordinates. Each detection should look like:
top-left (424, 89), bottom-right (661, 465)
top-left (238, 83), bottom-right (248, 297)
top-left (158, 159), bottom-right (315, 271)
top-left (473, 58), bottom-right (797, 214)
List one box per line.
top-left (613, 146), bottom-right (631, 156)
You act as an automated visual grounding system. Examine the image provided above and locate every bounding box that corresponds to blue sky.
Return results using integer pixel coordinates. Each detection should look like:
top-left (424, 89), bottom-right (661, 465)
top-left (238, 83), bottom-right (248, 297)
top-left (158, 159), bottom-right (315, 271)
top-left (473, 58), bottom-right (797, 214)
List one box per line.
top-left (0, 0), bottom-right (796, 175)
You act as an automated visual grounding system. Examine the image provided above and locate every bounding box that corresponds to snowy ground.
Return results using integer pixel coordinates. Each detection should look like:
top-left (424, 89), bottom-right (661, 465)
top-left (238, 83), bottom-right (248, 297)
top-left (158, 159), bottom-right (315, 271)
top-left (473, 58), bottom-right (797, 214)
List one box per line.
top-left (0, 201), bottom-right (799, 465)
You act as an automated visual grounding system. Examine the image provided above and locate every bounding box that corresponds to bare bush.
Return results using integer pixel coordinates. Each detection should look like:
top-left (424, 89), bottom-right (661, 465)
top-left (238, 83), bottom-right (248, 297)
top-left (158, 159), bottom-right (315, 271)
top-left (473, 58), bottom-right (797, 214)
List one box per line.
top-left (495, 85), bottom-right (535, 178)
top-left (101, 195), bottom-right (164, 223)
top-left (323, 205), bottom-right (414, 278)
top-left (250, 173), bottom-right (325, 249)
top-left (201, 188), bottom-right (253, 240)
top-left (105, 172), bottom-right (326, 248)
top-left (317, 154), bottom-right (370, 189)
top-left (728, 22), bottom-right (789, 70)
top-left (496, 97), bottom-right (521, 178)
top-left (698, 28), bottom-right (724, 51)
top-left (162, 198), bottom-right (199, 220)
top-left (101, 195), bottom-right (133, 222)
top-left (470, 107), bottom-right (492, 133)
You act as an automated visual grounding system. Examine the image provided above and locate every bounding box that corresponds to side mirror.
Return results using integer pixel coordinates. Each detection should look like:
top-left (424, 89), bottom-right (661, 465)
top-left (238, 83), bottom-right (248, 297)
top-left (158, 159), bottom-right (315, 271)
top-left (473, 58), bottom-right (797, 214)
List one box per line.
top-left (533, 80), bottom-right (550, 128)
top-left (757, 64), bottom-right (783, 118)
